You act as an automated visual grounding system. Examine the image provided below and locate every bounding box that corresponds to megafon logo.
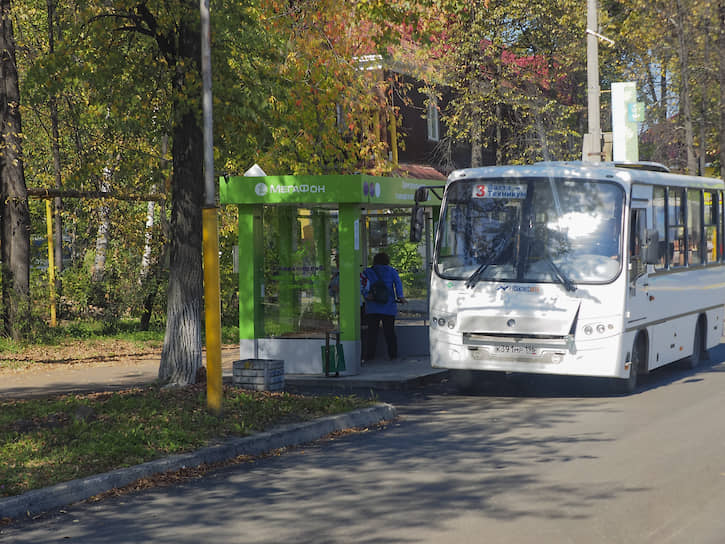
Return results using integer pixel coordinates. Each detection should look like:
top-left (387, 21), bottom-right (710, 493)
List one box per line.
top-left (255, 183), bottom-right (326, 196)
top-left (363, 181), bottom-right (381, 198)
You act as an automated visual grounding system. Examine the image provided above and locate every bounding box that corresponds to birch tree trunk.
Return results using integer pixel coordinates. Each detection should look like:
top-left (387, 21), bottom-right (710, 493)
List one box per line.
top-left (1, 0), bottom-right (31, 339)
top-left (91, 172), bottom-right (111, 284)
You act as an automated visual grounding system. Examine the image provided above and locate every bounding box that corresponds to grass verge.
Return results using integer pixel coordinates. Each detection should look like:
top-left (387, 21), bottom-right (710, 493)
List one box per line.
top-left (0, 385), bottom-right (371, 498)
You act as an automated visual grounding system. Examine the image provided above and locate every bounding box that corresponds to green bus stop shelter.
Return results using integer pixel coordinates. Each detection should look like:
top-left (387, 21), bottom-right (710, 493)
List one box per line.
top-left (220, 173), bottom-right (441, 375)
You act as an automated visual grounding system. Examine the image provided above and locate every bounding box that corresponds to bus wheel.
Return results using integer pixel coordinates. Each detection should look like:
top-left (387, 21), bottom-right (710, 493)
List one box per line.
top-left (614, 337), bottom-right (642, 395)
top-left (683, 319), bottom-right (704, 370)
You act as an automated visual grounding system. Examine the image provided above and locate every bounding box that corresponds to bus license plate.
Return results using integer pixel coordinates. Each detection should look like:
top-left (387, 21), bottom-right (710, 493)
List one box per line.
top-left (494, 344), bottom-right (537, 356)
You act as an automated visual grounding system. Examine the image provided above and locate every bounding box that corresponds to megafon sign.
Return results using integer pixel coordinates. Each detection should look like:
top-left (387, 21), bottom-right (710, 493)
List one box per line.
top-left (254, 183), bottom-right (327, 197)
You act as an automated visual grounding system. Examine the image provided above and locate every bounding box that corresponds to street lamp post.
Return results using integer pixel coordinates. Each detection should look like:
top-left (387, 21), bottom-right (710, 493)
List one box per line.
top-left (584, 0), bottom-right (602, 162)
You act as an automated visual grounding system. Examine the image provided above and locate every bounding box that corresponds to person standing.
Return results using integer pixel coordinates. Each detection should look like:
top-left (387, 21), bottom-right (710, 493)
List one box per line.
top-left (328, 253), bottom-right (340, 316)
top-left (362, 252), bottom-right (407, 361)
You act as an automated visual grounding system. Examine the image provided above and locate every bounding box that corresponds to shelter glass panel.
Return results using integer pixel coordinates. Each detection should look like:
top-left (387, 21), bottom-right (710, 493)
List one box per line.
top-left (261, 206), bottom-right (338, 338)
top-left (364, 209), bottom-right (431, 322)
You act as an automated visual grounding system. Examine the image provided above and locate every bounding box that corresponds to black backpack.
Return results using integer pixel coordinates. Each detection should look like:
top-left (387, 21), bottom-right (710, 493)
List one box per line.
top-left (366, 267), bottom-right (391, 304)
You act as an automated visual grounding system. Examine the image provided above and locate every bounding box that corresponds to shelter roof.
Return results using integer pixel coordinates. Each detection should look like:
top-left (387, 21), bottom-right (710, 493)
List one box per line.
top-left (220, 172), bottom-right (442, 207)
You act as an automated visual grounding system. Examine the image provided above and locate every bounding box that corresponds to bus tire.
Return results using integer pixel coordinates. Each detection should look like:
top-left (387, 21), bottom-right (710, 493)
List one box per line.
top-left (615, 336), bottom-right (643, 395)
top-left (683, 318), bottom-right (705, 370)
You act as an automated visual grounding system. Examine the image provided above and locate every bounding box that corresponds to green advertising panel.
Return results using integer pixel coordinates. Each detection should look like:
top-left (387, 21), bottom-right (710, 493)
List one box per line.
top-left (220, 174), bottom-right (442, 207)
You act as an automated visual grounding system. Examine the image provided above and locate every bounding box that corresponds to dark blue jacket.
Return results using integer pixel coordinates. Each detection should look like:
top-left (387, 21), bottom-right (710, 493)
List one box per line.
top-left (362, 265), bottom-right (404, 316)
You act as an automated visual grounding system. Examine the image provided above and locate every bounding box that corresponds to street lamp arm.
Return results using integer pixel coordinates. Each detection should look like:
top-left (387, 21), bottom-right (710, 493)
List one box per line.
top-left (586, 28), bottom-right (615, 47)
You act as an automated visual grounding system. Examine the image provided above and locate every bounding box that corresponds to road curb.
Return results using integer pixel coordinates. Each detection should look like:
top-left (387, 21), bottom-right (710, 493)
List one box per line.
top-left (0, 403), bottom-right (397, 521)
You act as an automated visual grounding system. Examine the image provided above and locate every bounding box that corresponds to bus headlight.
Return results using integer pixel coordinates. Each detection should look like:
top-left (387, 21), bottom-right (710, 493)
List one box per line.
top-left (432, 314), bottom-right (457, 330)
top-left (582, 322), bottom-right (614, 336)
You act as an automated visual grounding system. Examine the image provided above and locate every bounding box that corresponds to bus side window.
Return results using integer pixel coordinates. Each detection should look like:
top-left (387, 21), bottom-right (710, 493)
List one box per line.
top-left (652, 186), bottom-right (667, 269)
top-left (629, 209), bottom-right (646, 281)
top-left (704, 190), bottom-right (718, 264)
top-left (668, 188), bottom-right (686, 267)
top-left (687, 189), bottom-right (702, 265)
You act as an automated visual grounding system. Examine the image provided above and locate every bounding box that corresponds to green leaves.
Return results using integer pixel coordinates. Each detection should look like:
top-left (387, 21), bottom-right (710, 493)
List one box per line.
top-left (430, 0), bottom-right (583, 165)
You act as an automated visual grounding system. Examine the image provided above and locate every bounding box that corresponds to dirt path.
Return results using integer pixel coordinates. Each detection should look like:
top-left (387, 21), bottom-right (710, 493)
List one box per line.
top-left (0, 341), bottom-right (240, 399)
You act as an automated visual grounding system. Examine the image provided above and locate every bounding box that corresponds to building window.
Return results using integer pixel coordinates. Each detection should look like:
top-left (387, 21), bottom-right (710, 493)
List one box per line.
top-left (426, 98), bottom-right (439, 142)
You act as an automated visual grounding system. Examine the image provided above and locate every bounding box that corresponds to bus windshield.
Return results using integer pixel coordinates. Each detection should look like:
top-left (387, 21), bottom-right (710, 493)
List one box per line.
top-left (435, 177), bottom-right (625, 286)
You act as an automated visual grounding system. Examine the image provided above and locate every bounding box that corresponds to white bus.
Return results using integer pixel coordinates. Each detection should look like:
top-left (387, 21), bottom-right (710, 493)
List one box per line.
top-left (412, 162), bottom-right (725, 392)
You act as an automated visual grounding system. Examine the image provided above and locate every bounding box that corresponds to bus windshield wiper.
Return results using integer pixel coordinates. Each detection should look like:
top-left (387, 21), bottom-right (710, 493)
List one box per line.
top-left (545, 254), bottom-right (576, 292)
top-left (466, 235), bottom-right (512, 289)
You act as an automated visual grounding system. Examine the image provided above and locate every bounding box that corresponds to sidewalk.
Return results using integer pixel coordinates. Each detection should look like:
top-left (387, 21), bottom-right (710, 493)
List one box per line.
top-left (0, 348), bottom-right (446, 400)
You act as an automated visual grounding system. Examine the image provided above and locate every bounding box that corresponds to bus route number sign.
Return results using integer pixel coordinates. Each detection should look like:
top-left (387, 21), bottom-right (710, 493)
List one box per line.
top-left (472, 184), bottom-right (527, 199)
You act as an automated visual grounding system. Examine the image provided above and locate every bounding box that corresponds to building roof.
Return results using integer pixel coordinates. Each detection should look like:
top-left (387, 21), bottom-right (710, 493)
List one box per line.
top-left (392, 163), bottom-right (447, 181)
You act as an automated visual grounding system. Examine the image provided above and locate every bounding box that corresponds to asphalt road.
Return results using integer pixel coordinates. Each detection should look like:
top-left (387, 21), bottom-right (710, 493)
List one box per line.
top-left (4, 346), bottom-right (725, 543)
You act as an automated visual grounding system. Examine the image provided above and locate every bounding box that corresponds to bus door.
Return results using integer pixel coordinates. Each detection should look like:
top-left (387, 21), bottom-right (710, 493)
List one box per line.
top-left (626, 191), bottom-right (652, 330)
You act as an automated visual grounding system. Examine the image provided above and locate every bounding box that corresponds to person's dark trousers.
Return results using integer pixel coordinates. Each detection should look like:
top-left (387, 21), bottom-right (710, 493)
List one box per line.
top-left (365, 313), bottom-right (397, 360)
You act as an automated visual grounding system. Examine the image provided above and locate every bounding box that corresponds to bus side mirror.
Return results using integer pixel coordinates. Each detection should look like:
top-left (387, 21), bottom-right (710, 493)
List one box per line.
top-left (410, 205), bottom-right (425, 243)
top-left (643, 229), bottom-right (659, 265)
top-left (410, 187), bottom-right (430, 243)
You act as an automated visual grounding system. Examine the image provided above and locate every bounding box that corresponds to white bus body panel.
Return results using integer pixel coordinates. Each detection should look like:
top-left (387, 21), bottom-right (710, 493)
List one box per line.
top-left (429, 273), bottom-right (631, 378)
top-left (634, 266), bottom-right (725, 370)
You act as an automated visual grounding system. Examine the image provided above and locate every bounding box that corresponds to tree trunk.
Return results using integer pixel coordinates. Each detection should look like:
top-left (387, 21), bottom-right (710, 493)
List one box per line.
top-left (140, 134), bottom-right (167, 282)
top-left (719, 1), bottom-right (725, 177)
top-left (1, 0), bottom-right (31, 340)
top-left (700, 16), bottom-right (710, 177)
top-left (91, 172), bottom-right (111, 284)
top-left (158, 19), bottom-right (204, 386)
top-left (139, 135), bottom-right (169, 331)
top-left (470, 107), bottom-right (482, 167)
top-left (535, 111), bottom-right (551, 162)
top-left (674, 0), bottom-right (697, 174)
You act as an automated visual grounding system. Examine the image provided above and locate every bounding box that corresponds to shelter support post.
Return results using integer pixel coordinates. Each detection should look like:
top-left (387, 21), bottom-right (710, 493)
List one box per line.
top-left (238, 205), bottom-right (264, 354)
top-left (338, 204), bottom-right (362, 357)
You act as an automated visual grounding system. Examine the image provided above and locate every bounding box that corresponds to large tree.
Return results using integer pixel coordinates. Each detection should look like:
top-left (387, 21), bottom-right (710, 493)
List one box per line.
top-left (605, 0), bottom-right (716, 173)
top-left (1, 0), bottom-right (31, 340)
top-left (104, 3), bottom-right (204, 385)
top-left (428, 0), bottom-right (583, 167)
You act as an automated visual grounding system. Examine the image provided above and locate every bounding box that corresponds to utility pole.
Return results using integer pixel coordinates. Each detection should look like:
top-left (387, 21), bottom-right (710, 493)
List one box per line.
top-left (584, 0), bottom-right (602, 162)
top-left (200, 0), bottom-right (223, 415)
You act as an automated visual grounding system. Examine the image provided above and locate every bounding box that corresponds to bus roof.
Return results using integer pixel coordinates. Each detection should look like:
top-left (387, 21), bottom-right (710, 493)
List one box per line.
top-left (447, 162), bottom-right (725, 191)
